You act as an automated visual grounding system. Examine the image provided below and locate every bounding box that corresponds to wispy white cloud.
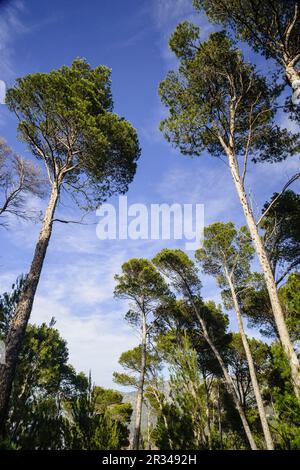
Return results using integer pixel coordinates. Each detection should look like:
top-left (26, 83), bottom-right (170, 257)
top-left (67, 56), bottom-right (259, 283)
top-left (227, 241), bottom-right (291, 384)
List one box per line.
top-left (140, 101), bottom-right (169, 144)
top-left (246, 154), bottom-right (300, 221)
top-left (140, 0), bottom-right (214, 146)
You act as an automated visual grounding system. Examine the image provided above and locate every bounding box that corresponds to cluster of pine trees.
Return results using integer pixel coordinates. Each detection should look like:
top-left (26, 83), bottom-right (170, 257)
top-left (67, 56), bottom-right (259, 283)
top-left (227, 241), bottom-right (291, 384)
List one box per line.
top-left (0, 0), bottom-right (299, 451)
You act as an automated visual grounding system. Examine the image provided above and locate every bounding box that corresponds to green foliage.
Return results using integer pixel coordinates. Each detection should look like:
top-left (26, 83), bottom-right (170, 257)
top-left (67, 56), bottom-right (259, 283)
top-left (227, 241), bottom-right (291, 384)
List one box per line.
top-left (152, 335), bottom-right (208, 450)
top-left (152, 249), bottom-right (232, 372)
top-left (279, 273), bottom-right (300, 342)
top-left (1, 8), bottom-right (299, 452)
top-left (114, 258), bottom-right (171, 333)
top-left (153, 403), bottom-right (195, 450)
top-left (169, 335), bottom-right (208, 448)
top-left (9, 323), bottom-right (79, 446)
top-left (5, 320), bottom-right (85, 449)
top-left (113, 346), bottom-right (161, 389)
top-left (115, 258), bottom-right (170, 306)
top-left (114, 259), bottom-right (169, 450)
top-left (227, 334), bottom-right (271, 411)
top-left (0, 280), bottom-right (132, 450)
top-left (0, 137), bottom-right (46, 227)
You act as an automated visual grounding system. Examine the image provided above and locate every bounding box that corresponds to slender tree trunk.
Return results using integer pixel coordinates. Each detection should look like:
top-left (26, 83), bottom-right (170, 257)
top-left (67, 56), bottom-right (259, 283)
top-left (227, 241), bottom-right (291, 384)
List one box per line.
top-left (0, 182), bottom-right (60, 437)
top-left (188, 297), bottom-right (257, 450)
top-left (226, 270), bottom-right (274, 450)
top-left (132, 313), bottom-right (147, 450)
top-left (227, 149), bottom-right (300, 400)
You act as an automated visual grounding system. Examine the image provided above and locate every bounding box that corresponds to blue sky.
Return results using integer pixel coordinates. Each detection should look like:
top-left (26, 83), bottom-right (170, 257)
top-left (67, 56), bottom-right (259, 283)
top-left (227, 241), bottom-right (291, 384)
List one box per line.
top-left (0, 0), bottom-right (299, 388)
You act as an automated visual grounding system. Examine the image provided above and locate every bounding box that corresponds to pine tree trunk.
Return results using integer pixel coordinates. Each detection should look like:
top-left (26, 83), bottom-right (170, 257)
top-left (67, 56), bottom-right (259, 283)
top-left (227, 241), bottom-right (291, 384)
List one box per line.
top-left (132, 313), bottom-right (147, 450)
top-left (147, 406), bottom-right (151, 450)
top-left (0, 182), bottom-right (60, 437)
top-left (227, 149), bottom-right (300, 400)
top-left (285, 63), bottom-right (300, 103)
top-left (226, 270), bottom-right (274, 450)
top-left (189, 297), bottom-right (258, 450)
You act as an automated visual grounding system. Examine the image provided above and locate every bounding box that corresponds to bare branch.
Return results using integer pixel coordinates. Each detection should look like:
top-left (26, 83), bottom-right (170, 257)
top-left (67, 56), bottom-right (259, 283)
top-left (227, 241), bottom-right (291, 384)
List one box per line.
top-left (0, 138), bottom-right (46, 227)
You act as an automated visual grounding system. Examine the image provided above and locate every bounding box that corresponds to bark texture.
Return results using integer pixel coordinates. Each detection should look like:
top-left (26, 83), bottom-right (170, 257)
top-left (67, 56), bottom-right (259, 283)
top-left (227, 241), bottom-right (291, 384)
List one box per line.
top-left (132, 313), bottom-right (147, 450)
top-left (226, 150), bottom-right (300, 400)
top-left (226, 271), bottom-right (274, 450)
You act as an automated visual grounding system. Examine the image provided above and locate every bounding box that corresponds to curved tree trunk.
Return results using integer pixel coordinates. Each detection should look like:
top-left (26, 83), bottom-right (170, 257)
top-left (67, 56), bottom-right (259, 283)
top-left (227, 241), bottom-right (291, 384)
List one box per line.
top-left (0, 182), bottom-right (60, 437)
top-left (227, 149), bottom-right (300, 400)
top-left (226, 270), bottom-right (274, 450)
top-left (188, 297), bottom-right (257, 450)
top-left (132, 313), bottom-right (147, 450)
